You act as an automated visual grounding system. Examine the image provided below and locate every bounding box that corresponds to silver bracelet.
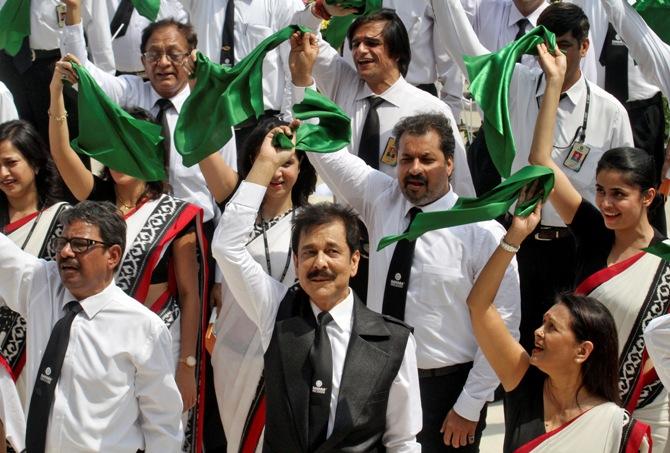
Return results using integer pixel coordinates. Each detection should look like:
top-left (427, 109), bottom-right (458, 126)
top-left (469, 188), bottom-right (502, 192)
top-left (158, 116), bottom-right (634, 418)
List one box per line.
top-left (499, 236), bottom-right (520, 253)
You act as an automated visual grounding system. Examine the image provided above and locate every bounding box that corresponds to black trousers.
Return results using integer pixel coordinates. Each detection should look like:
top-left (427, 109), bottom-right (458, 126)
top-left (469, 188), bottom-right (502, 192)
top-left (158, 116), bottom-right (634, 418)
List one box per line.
top-left (467, 129), bottom-right (501, 197)
top-left (517, 233), bottom-right (577, 352)
top-left (0, 50), bottom-right (79, 145)
top-left (418, 364), bottom-right (488, 452)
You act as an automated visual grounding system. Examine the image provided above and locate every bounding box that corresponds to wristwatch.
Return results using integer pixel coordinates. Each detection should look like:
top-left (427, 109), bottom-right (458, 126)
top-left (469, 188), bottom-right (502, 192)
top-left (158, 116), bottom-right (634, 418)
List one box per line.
top-left (179, 355), bottom-right (197, 368)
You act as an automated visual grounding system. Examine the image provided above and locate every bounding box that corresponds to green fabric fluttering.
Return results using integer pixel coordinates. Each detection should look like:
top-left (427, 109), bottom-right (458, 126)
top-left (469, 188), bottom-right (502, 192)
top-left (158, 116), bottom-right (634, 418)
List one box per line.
top-left (377, 166), bottom-right (554, 250)
top-left (464, 26), bottom-right (556, 179)
top-left (70, 63), bottom-right (166, 182)
top-left (635, 0), bottom-right (670, 45)
top-left (322, 0), bottom-right (383, 49)
top-left (643, 241), bottom-right (670, 261)
top-left (271, 88), bottom-right (351, 152)
top-left (130, 0), bottom-right (160, 22)
top-left (174, 25), bottom-right (311, 167)
top-left (0, 0), bottom-right (29, 56)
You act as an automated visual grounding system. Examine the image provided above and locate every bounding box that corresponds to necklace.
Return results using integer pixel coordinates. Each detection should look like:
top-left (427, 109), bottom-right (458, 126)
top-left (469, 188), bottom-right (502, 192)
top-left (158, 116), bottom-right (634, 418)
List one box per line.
top-left (260, 208), bottom-right (294, 283)
top-left (117, 200), bottom-right (136, 211)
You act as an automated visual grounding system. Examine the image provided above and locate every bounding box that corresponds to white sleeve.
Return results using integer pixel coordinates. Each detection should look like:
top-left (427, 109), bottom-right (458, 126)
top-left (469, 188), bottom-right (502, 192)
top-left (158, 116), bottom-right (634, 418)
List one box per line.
top-left (0, 82), bottom-right (18, 122)
top-left (81, 0), bottom-right (117, 74)
top-left (212, 181), bottom-right (288, 350)
top-left (644, 314), bottom-right (670, 391)
top-left (454, 224), bottom-right (520, 420)
top-left (0, 233), bottom-right (45, 318)
top-left (383, 334), bottom-right (422, 453)
top-left (601, 0), bottom-right (670, 98)
top-left (135, 320), bottom-right (184, 451)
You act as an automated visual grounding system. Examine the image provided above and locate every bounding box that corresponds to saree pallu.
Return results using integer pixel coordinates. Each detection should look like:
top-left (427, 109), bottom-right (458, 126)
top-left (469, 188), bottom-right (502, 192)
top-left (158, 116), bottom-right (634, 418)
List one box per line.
top-left (0, 201), bottom-right (69, 452)
top-left (577, 251), bottom-right (670, 450)
top-left (514, 402), bottom-right (650, 453)
top-left (213, 209), bottom-right (296, 453)
top-left (114, 194), bottom-right (208, 453)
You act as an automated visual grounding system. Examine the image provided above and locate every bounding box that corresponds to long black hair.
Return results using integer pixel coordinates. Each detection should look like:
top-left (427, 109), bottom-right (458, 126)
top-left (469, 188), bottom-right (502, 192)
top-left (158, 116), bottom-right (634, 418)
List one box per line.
top-left (0, 120), bottom-right (65, 225)
top-left (240, 117), bottom-right (317, 208)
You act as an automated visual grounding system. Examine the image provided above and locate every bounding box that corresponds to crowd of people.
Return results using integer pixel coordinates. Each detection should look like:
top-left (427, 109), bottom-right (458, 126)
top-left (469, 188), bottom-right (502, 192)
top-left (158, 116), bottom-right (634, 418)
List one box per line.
top-left (0, 0), bottom-right (669, 452)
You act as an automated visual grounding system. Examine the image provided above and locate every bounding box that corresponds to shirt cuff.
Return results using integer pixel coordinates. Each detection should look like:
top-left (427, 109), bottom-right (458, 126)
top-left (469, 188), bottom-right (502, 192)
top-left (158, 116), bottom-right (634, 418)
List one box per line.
top-left (230, 181), bottom-right (267, 210)
top-left (60, 23), bottom-right (87, 56)
top-left (452, 389), bottom-right (487, 422)
top-left (291, 83), bottom-right (317, 104)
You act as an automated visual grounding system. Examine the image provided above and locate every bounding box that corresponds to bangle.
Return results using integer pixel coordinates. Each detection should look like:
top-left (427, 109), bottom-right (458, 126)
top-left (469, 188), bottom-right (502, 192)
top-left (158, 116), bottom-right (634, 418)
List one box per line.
top-left (312, 0), bottom-right (332, 20)
top-left (499, 236), bottom-right (520, 253)
top-left (48, 110), bottom-right (68, 123)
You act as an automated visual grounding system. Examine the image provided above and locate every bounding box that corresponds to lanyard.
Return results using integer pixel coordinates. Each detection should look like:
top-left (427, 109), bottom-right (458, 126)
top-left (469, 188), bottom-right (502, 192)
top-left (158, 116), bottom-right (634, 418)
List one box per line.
top-left (261, 209), bottom-right (294, 283)
top-left (535, 75), bottom-right (591, 148)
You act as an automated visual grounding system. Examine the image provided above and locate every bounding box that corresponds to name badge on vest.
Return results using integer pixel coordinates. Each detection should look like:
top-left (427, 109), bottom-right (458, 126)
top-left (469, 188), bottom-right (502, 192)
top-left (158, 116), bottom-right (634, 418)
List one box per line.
top-left (381, 137), bottom-right (398, 166)
top-left (563, 142), bottom-right (591, 172)
top-left (390, 272), bottom-right (405, 289)
top-left (312, 379), bottom-right (328, 395)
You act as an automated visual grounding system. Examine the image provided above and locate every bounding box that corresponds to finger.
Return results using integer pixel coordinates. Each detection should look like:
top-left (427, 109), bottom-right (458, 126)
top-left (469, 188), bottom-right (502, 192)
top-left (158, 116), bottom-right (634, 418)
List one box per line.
top-left (289, 119), bottom-right (301, 130)
top-left (458, 430), bottom-right (468, 447)
top-left (442, 426), bottom-right (454, 446)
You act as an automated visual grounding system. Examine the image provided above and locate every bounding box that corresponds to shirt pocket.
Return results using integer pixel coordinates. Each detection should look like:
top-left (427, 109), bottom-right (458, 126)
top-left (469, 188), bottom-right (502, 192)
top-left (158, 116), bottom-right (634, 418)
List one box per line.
top-left (419, 264), bottom-right (464, 307)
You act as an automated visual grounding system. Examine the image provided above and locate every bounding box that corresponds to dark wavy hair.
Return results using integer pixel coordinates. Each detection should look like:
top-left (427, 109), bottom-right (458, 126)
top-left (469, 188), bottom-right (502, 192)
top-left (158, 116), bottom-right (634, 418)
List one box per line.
top-left (557, 294), bottom-right (621, 405)
top-left (347, 9), bottom-right (411, 77)
top-left (538, 2), bottom-right (590, 43)
top-left (291, 202), bottom-right (360, 255)
top-left (0, 120), bottom-right (65, 225)
top-left (597, 147), bottom-right (657, 190)
top-left (392, 112), bottom-right (455, 160)
top-left (240, 118), bottom-right (317, 208)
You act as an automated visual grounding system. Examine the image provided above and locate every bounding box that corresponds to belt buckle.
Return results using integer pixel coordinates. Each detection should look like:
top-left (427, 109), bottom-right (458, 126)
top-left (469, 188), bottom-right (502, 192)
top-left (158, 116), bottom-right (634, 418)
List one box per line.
top-left (30, 49), bottom-right (36, 62)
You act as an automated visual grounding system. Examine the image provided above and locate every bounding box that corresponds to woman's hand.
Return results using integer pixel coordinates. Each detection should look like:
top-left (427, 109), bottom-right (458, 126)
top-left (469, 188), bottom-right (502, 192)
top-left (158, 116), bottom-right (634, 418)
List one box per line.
top-left (537, 42), bottom-right (566, 85)
top-left (176, 363), bottom-right (197, 412)
top-left (255, 121), bottom-right (300, 167)
top-left (507, 183), bottom-right (543, 246)
top-left (51, 54), bottom-right (80, 91)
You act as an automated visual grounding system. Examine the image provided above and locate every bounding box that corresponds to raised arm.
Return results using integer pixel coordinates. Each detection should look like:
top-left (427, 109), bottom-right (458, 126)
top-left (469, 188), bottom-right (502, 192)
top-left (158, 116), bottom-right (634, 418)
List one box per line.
top-left (466, 201), bottom-right (541, 390)
top-left (197, 153), bottom-right (239, 204)
top-left (528, 44), bottom-right (582, 224)
top-left (49, 58), bottom-right (94, 201)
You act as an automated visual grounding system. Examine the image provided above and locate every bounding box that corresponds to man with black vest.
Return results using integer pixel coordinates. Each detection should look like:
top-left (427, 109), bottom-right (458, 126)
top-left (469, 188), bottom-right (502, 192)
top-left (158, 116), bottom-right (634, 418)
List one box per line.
top-left (213, 123), bottom-right (422, 452)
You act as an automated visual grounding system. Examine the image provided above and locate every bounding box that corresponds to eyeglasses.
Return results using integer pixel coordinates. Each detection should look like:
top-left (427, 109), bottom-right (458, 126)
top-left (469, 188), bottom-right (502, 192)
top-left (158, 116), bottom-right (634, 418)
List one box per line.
top-left (142, 51), bottom-right (190, 64)
top-left (52, 237), bottom-right (111, 254)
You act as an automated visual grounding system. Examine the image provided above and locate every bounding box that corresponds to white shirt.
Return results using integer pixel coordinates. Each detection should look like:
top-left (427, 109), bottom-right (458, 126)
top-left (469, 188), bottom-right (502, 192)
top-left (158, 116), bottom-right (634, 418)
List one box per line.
top-left (644, 314), bottom-right (670, 392)
top-left (305, 145), bottom-right (521, 421)
top-left (213, 181), bottom-right (422, 452)
top-left (107, 0), bottom-right (189, 73)
top-left (0, 233), bottom-right (183, 452)
top-left (178, 0), bottom-right (305, 113)
top-left (60, 23), bottom-right (238, 222)
top-left (0, 0), bottom-right (116, 73)
top-left (292, 10), bottom-right (475, 197)
top-left (569, 0), bottom-right (660, 102)
top-left (599, 0), bottom-right (670, 100)
top-left (0, 82), bottom-right (18, 122)
top-left (435, 0), bottom-right (634, 226)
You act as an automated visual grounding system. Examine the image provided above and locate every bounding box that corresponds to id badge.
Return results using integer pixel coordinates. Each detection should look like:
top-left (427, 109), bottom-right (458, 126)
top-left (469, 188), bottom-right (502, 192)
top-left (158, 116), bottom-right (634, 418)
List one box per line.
top-left (381, 136), bottom-right (397, 166)
top-left (56, 3), bottom-right (67, 28)
top-left (563, 142), bottom-right (591, 172)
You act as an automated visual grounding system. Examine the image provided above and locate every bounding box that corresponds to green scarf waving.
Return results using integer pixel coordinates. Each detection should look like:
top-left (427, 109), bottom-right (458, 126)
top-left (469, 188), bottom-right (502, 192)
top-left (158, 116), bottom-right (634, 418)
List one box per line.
top-left (635, 0), bottom-right (670, 44)
top-left (0, 0), bottom-right (30, 56)
top-left (130, 0), bottom-right (160, 22)
top-left (174, 24), bottom-right (312, 167)
top-left (464, 26), bottom-right (557, 179)
top-left (377, 166), bottom-right (554, 250)
top-left (322, 0), bottom-right (383, 49)
top-left (70, 63), bottom-right (166, 182)
top-left (271, 88), bottom-right (351, 152)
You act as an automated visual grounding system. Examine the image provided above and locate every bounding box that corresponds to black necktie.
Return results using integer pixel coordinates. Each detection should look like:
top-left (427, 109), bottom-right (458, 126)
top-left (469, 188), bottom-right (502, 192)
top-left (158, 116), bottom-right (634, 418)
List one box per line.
top-left (382, 207), bottom-right (421, 321)
top-left (600, 23), bottom-right (629, 104)
top-left (110, 0), bottom-right (135, 39)
top-left (358, 96), bottom-right (385, 169)
top-left (308, 311), bottom-right (333, 450)
top-left (155, 98), bottom-right (173, 174)
top-left (220, 0), bottom-right (235, 66)
top-left (26, 301), bottom-right (83, 452)
top-left (514, 18), bottom-right (530, 63)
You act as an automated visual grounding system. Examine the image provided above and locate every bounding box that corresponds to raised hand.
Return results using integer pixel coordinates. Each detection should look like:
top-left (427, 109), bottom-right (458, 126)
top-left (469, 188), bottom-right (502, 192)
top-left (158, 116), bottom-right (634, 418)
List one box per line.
top-left (507, 182), bottom-right (544, 246)
top-left (537, 42), bottom-right (566, 83)
top-left (51, 54), bottom-right (81, 90)
top-left (289, 31), bottom-right (319, 87)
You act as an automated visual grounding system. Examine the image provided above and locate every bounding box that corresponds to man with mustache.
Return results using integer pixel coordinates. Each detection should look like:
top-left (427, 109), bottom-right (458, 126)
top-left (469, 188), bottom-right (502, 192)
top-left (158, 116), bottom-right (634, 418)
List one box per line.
top-left (288, 65), bottom-right (520, 451)
top-left (213, 123), bottom-right (422, 452)
top-left (0, 201), bottom-right (183, 452)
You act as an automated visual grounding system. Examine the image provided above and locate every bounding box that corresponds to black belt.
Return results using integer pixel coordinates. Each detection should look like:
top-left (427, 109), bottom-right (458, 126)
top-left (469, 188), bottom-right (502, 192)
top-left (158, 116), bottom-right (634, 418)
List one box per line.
top-left (31, 48), bottom-right (61, 61)
top-left (418, 362), bottom-right (473, 378)
top-left (235, 109), bottom-right (280, 130)
top-left (532, 225), bottom-right (571, 241)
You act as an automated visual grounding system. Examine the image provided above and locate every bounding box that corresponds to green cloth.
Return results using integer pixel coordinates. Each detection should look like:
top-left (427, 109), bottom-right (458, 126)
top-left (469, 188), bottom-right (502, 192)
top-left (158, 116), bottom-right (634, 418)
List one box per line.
top-left (70, 63), bottom-right (166, 182)
top-left (643, 241), bottom-right (670, 261)
top-left (0, 0), bottom-right (30, 56)
top-left (130, 0), bottom-right (160, 22)
top-left (635, 0), bottom-right (670, 45)
top-left (271, 88), bottom-right (351, 152)
top-left (464, 26), bottom-right (557, 179)
top-left (322, 0), bottom-right (383, 49)
top-left (174, 25), bottom-right (311, 167)
top-left (377, 165), bottom-right (554, 250)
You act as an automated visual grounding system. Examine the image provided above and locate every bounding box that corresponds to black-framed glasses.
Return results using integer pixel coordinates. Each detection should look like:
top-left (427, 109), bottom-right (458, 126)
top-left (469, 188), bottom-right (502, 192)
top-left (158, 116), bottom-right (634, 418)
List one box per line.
top-left (142, 50), bottom-right (190, 64)
top-left (51, 237), bottom-right (111, 254)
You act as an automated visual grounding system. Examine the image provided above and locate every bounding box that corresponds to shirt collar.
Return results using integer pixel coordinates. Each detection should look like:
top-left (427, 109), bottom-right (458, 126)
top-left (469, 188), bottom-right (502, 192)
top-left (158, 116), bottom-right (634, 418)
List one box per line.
top-left (148, 83), bottom-right (190, 114)
top-left (535, 72), bottom-right (586, 107)
top-left (401, 186), bottom-right (458, 218)
top-left (63, 280), bottom-right (118, 319)
top-left (310, 289), bottom-right (354, 334)
top-left (508, 1), bottom-right (547, 28)
top-left (355, 75), bottom-right (407, 107)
